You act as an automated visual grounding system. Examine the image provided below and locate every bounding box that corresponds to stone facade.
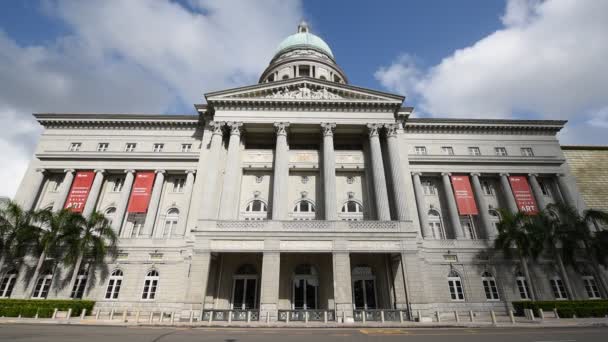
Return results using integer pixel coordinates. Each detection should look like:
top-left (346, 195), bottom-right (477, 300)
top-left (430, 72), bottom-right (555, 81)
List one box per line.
top-left (562, 146), bottom-right (608, 212)
top-left (3, 24), bottom-right (607, 323)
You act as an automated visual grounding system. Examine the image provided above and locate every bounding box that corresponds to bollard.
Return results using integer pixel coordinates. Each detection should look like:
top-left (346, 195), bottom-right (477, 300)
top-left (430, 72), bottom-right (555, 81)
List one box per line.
top-left (35, 310), bottom-right (39, 320)
top-left (454, 311), bottom-right (459, 322)
top-left (324, 311), bottom-right (328, 324)
top-left (171, 312), bottom-right (175, 325)
top-left (52, 308), bottom-right (58, 319)
top-left (417, 310), bottom-right (422, 322)
top-left (136, 311), bottom-right (140, 323)
top-left (509, 310), bottom-right (515, 324)
top-left (304, 311), bottom-right (309, 324)
top-left (18, 314), bottom-right (21, 319)
top-left (362, 311), bottom-right (366, 324)
top-left (123, 310), bottom-right (128, 322)
top-left (436, 311), bottom-right (440, 322)
top-left (399, 311), bottom-right (404, 323)
top-left (209, 311), bottom-right (213, 323)
top-left (109, 309), bottom-right (115, 321)
top-left (286, 311), bottom-right (290, 324)
top-left (573, 314), bottom-right (577, 319)
top-left (553, 308), bottom-right (559, 319)
top-left (469, 310), bottom-right (474, 322)
top-left (266, 311), bottom-right (270, 324)
top-left (538, 309), bottom-right (544, 320)
top-left (247, 311), bottom-right (251, 323)
top-left (160, 311), bottom-right (164, 323)
top-left (189, 310), bottom-right (194, 323)
top-left (228, 310), bottom-right (232, 324)
top-left (149, 312), bottom-right (154, 323)
top-left (67, 308), bottom-right (72, 320)
top-left (381, 310), bottom-right (385, 323)
top-left (491, 310), bottom-right (497, 325)
top-left (95, 310), bottom-right (100, 320)
top-left (80, 309), bottom-right (86, 320)
top-left (343, 311), bottom-right (346, 324)
top-left (528, 309), bottom-right (535, 321)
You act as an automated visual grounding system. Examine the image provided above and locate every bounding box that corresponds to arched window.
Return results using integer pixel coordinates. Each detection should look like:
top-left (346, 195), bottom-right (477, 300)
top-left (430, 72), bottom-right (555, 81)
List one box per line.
top-left (582, 275), bottom-right (601, 299)
top-left (105, 270), bottom-right (123, 299)
top-left (460, 216), bottom-right (477, 239)
top-left (104, 207), bottom-right (116, 225)
top-left (142, 270), bottom-right (159, 300)
top-left (293, 264), bottom-right (319, 310)
top-left (70, 269), bottom-right (88, 299)
top-left (293, 200), bottom-right (315, 213)
top-left (163, 208), bottom-right (179, 238)
top-left (342, 201), bottom-right (362, 213)
top-left (232, 264), bottom-right (259, 310)
top-left (447, 269), bottom-right (465, 301)
top-left (481, 271), bottom-right (499, 300)
top-left (352, 266), bottom-right (377, 310)
top-left (319, 75), bottom-right (327, 80)
top-left (428, 210), bottom-right (446, 239)
top-left (0, 270), bottom-right (18, 298)
top-left (515, 271), bottom-right (531, 300)
top-left (32, 270), bottom-right (53, 299)
top-left (549, 276), bottom-right (567, 300)
top-left (244, 199), bottom-right (268, 220)
top-left (282, 75), bottom-right (289, 80)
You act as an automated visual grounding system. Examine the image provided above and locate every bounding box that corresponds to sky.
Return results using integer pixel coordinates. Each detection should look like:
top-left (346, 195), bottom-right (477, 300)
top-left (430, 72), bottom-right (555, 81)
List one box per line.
top-left (1, 0), bottom-right (607, 198)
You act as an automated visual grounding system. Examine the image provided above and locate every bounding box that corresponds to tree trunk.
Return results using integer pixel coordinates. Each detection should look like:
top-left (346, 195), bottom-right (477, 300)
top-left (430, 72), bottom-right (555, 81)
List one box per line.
top-left (520, 254), bottom-right (538, 301)
top-left (65, 253), bottom-right (84, 299)
top-left (26, 250), bottom-right (46, 298)
top-left (556, 252), bottom-right (576, 299)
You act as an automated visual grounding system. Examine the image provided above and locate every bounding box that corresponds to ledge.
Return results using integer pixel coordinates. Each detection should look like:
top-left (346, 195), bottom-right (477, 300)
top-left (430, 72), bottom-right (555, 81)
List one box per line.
top-left (408, 154), bottom-right (565, 165)
top-left (36, 151), bottom-right (200, 161)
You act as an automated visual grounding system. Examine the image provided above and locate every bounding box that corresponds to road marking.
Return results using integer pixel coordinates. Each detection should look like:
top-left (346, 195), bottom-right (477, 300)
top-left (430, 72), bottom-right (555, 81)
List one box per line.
top-left (534, 340), bottom-right (576, 342)
top-left (359, 329), bottom-right (410, 335)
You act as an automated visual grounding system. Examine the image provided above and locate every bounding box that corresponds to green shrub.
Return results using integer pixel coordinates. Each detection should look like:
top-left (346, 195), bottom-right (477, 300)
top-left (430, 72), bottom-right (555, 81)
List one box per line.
top-left (512, 300), bottom-right (608, 318)
top-left (0, 299), bottom-right (95, 318)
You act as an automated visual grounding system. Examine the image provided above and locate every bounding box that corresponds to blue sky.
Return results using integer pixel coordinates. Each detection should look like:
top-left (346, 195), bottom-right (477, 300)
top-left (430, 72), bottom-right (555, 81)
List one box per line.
top-left (0, 0), bottom-right (607, 197)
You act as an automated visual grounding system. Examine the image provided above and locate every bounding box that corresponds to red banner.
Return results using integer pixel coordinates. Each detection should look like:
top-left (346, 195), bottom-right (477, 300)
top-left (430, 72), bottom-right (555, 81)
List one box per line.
top-left (64, 171), bottom-right (95, 212)
top-left (508, 176), bottom-right (539, 215)
top-left (451, 175), bottom-right (479, 215)
top-left (127, 171), bottom-right (156, 213)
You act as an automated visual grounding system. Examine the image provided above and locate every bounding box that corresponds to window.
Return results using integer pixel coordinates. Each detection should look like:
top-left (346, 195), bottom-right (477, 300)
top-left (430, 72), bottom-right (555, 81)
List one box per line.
top-left (352, 266), bottom-right (377, 310)
top-left (142, 270), bottom-right (159, 300)
top-left (105, 270), bottom-right (123, 299)
top-left (481, 272), bottom-right (500, 301)
top-left (125, 143), bottom-right (137, 152)
top-left (70, 269), bottom-right (88, 299)
top-left (441, 146), bottom-right (455, 155)
top-left (245, 200), bottom-right (267, 213)
top-left (181, 144), bottom-right (192, 152)
top-left (232, 264), bottom-right (259, 310)
top-left (583, 276), bottom-right (601, 299)
top-left (131, 219), bottom-right (144, 238)
top-left (415, 146), bottom-right (427, 155)
top-left (521, 147), bottom-right (534, 157)
top-left (69, 142), bottom-right (81, 152)
top-left (163, 209), bottom-right (179, 238)
top-left (447, 270), bottom-right (465, 301)
top-left (97, 143), bottom-right (109, 152)
top-left (539, 180), bottom-right (551, 196)
top-left (428, 210), bottom-right (446, 239)
top-left (461, 217), bottom-right (477, 239)
top-left (494, 147), bottom-right (508, 156)
top-left (293, 200), bottom-right (315, 213)
top-left (422, 180), bottom-right (436, 195)
top-left (489, 210), bottom-right (501, 232)
top-left (112, 177), bottom-right (125, 192)
top-left (342, 201), bottom-right (362, 213)
top-left (468, 147), bottom-right (481, 156)
top-left (243, 199), bottom-right (268, 220)
top-left (32, 270), bottom-right (53, 299)
top-left (298, 65), bottom-right (310, 77)
top-left (104, 207), bottom-right (116, 225)
top-left (153, 143), bottom-right (164, 152)
top-left (0, 270), bottom-right (18, 298)
top-left (49, 178), bottom-right (61, 193)
top-left (293, 264), bottom-right (319, 310)
top-left (516, 272), bottom-right (531, 300)
top-left (550, 277), bottom-right (568, 300)
top-left (172, 178), bottom-right (186, 193)
top-left (481, 181), bottom-right (494, 196)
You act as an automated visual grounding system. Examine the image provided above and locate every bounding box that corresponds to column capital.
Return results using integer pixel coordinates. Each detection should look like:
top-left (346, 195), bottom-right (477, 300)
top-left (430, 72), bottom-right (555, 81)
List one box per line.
top-left (528, 173), bottom-right (538, 177)
top-left (556, 173), bottom-right (567, 177)
top-left (155, 169), bottom-right (166, 174)
top-left (470, 172), bottom-right (481, 177)
top-left (499, 172), bottom-right (510, 177)
top-left (35, 168), bottom-right (46, 173)
top-left (273, 122), bottom-right (290, 136)
top-left (185, 170), bottom-right (197, 174)
top-left (441, 172), bottom-right (452, 177)
top-left (209, 121), bottom-right (224, 136)
top-left (367, 123), bottom-right (381, 137)
top-left (64, 168), bottom-right (75, 174)
top-left (94, 169), bottom-right (105, 174)
top-left (321, 122), bottom-right (336, 137)
top-left (226, 121), bottom-right (243, 136)
top-left (411, 172), bottom-right (423, 177)
top-left (124, 169), bottom-right (136, 174)
top-left (384, 123), bottom-right (400, 137)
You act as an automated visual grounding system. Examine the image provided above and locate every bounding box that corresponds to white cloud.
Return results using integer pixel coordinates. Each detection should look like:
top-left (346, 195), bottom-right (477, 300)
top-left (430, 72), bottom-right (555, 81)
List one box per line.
top-left (375, 0), bottom-right (608, 145)
top-left (0, 0), bottom-right (302, 198)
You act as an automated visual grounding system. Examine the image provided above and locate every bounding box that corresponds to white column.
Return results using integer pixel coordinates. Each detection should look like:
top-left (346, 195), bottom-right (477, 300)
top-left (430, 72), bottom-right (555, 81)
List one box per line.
top-left (52, 169), bottom-right (75, 212)
top-left (470, 173), bottom-right (495, 239)
top-left (385, 123), bottom-right (409, 221)
top-left (199, 121), bottom-right (225, 219)
top-left (556, 174), bottom-right (576, 208)
top-left (180, 170), bottom-right (196, 236)
top-left (528, 174), bottom-right (548, 210)
top-left (259, 252), bottom-right (281, 321)
top-left (271, 122), bottom-right (290, 220)
top-left (333, 252), bottom-right (354, 322)
top-left (412, 172), bottom-right (432, 238)
top-left (367, 123), bottom-right (391, 220)
top-left (143, 170), bottom-right (165, 237)
top-left (22, 168), bottom-right (45, 211)
top-left (113, 170), bottom-right (135, 234)
top-left (218, 122), bottom-right (243, 220)
top-left (321, 123), bottom-right (337, 220)
top-left (82, 169), bottom-right (105, 218)
top-left (500, 173), bottom-right (519, 214)
top-left (442, 172), bottom-right (464, 239)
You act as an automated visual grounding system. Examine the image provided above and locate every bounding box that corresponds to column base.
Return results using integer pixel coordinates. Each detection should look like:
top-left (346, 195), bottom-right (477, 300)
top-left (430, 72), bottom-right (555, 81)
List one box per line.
top-left (335, 303), bottom-right (354, 323)
top-left (259, 303), bottom-right (277, 322)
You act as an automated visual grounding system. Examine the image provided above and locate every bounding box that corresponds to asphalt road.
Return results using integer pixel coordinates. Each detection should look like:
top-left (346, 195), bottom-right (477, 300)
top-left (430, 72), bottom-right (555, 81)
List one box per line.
top-left (0, 324), bottom-right (606, 342)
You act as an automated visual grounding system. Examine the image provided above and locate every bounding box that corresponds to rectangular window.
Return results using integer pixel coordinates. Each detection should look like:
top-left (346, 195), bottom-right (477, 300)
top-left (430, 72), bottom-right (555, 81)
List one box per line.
top-left (517, 277), bottom-right (530, 300)
top-left (482, 278), bottom-right (500, 300)
top-left (172, 178), bottom-right (186, 193)
top-left (415, 146), bottom-right (427, 155)
top-left (112, 177), bottom-right (125, 192)
top-left (494, 147), bottom-right (508, 156)
top-left (153, 143), bottom-right (164, 152)
top-left (49, 178), bottom-right (61, 193)
top-left (422, 180), bottom-right (436, 195)
top-left (125, 143), bottom-right (137, 152)
top-left (481, 181), bottom-right (494, 196)
top-left (468, 147), bottom-right (481, 156)
top-left (441, 146), bottom-right (455, 155)
top-left (539, 180), bottom-right (551, 196)
top-left (69, 142), bottom-right (81, 152)
top-left (550, 278), bottom-right (568, 300)
top-left (97, 143), bottom-right (109, 152)
top-left (448, 277), bottom-right (465, 301)
top-left (583, 276), bottom-right (601, 299)
top-left (181, 144), bottom-right (192, 152)
top-left (521, 147), bottom-right (534, 157)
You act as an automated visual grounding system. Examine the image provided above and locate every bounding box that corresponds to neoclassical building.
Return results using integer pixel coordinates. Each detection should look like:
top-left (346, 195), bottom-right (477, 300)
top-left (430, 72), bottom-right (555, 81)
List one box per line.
top-left (5, 23), bottom-right (605, 322)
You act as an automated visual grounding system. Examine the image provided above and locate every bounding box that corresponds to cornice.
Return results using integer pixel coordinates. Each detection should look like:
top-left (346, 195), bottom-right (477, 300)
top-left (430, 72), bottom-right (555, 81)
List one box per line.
top-left (405, 118), bottom-right (566, 135)
top-left (408, 154), bottom-right (566, 166)
top-left (34, 113), bottom-right (200, 130)
top-left (36, 151), bottom-right (200, 161)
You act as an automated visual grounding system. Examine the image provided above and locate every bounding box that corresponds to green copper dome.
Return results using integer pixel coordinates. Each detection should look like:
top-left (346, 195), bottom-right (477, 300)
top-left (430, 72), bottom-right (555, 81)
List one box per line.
top-left (275, 22), bottom-right (334, 58)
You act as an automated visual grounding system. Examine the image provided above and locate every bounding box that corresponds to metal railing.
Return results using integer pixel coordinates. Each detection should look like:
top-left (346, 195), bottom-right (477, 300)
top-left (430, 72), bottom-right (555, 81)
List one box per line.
top-left (278, 310), bottom-right (335, 322)
top-left (353, 309), bottom-right (408, 322)
top-left (201, 310), bottom-right (259, 322)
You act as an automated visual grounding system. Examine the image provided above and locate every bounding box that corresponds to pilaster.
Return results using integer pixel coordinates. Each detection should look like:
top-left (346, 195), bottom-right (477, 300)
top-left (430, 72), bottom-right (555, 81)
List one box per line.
top-left (219, 122), bottom-right (243, 220)
top-left (367, 123), bottom-right (391, 221)
top-left (271, 122), bottom-right (290, 220)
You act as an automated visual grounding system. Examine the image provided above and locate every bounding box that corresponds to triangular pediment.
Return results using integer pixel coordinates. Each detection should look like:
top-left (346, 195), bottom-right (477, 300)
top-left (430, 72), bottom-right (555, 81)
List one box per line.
top-left (205, 77), bottom-right (404, 105)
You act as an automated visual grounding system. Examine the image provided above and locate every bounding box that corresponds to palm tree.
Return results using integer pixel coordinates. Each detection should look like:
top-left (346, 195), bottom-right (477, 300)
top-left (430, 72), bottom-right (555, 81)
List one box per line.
top-left (25, 208), bottom-right (81, 298)
top-left (63, 211), bottom-right (118, 299)
top-left (545, 203), bottom-right (608, 298)
top-left (0, 201), bottom-right (41, 278)
top-left (494, 209), bottom-right (545, 301)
